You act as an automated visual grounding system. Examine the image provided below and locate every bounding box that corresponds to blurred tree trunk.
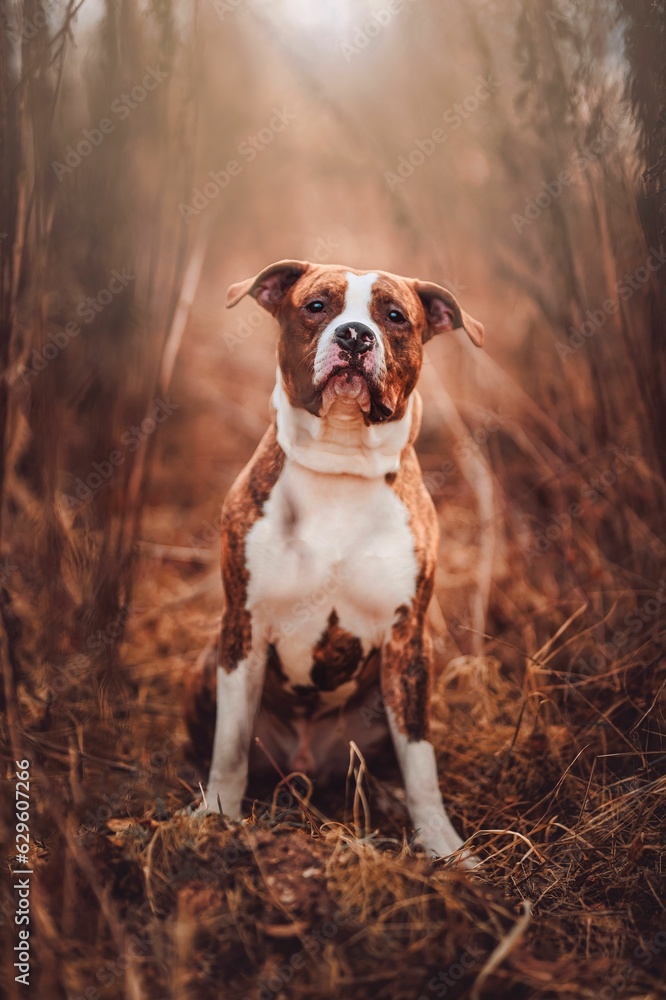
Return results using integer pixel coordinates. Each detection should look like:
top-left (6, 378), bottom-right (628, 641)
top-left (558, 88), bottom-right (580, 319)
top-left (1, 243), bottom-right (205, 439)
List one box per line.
top-left (618, 0), bottom-right (666, 258)
top-left (619, 0), bottom-right (666, 468)
top-left (0, 1), bottom-right (26, 744)
top-left (0, 0), bottom-right (22, 533)
top-left (0, 0), bottom-right (201, 732)
top-left (616, 0), bottom-right (666, 469)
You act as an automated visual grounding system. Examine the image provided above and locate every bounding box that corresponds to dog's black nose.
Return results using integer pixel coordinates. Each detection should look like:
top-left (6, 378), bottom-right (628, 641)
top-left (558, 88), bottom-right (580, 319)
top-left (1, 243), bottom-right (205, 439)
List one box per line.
top-left (334, 322), bottom-right (376, 355)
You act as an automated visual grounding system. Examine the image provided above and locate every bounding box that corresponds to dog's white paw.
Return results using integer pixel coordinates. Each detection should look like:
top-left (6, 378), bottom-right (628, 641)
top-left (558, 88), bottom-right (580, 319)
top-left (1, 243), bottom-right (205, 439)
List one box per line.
top-left (177, 797), bottom-right (228, 822)
top-left (193, 801), bottom-right (221, 819)
top-left (415, 829), bottom-right (482, 870)
top-left (427, 844), bottom-right (483, 870)
top-left (450, 847), bottom-right (483, 871)
top-left (176, 802), bottom-right (207, 820)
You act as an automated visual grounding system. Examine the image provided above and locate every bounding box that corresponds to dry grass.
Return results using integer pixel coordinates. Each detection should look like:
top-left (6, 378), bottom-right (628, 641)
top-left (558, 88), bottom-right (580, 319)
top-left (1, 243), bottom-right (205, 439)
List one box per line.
top-left (3, 430), bottom-right (664, 998)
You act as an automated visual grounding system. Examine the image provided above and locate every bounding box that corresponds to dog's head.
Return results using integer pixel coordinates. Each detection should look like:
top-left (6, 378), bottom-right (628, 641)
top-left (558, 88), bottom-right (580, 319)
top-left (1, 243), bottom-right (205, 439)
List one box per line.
top-left (226, 260), bottom-right (484, 424)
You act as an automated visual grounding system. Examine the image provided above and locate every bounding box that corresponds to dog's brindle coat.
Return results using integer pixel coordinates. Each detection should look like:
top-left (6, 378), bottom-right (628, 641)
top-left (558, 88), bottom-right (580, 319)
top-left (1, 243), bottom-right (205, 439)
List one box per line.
top-left (184, 260), bottom-right (484, 863)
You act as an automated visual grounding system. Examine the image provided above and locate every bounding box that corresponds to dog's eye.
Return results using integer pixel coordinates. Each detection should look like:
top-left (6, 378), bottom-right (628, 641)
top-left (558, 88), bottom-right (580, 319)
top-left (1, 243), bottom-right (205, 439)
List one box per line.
top-left (305, 300), bottom-right (325, 313)
top-left (388, 309), bottom-right (407, 324)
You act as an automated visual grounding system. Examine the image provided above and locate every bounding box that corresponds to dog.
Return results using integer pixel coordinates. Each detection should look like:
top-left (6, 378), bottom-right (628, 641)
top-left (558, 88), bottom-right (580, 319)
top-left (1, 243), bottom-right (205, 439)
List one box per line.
top-left (184, 259), bottom-right (484, 864)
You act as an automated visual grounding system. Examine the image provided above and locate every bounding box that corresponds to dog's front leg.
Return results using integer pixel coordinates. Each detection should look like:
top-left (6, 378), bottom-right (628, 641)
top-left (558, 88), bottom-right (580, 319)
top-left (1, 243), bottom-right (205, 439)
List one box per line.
top-left (381, 630), bottom-right (468, 862)
top-left (203, 634), bottom-right (266, 819)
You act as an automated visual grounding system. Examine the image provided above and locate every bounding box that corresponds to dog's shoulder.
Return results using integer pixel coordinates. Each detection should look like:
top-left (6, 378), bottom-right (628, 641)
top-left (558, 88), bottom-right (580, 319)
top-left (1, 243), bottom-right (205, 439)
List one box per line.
top-left (219, 421), bottom-right (284, 597)
top-left (221, 422), bottom-right (285, 530)
top-left (218, 423), bottom-right (285, 666)
top-left (387, 449), bottom-right (438, 577)
top-left (384, 392), bottom-right (438, 580)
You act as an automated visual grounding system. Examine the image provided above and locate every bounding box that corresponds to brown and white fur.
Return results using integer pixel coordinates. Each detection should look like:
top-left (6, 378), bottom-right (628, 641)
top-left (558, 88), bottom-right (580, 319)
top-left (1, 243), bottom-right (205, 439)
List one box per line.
top-left (184, 260), bottom-right (484, 864)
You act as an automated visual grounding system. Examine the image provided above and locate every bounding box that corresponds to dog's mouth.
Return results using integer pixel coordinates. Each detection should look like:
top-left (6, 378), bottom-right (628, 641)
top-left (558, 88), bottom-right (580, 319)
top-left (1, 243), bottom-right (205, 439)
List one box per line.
top-left (308, 364), bottom-right (393, 423)
top-left (325, 369), bottom-right (368, 400)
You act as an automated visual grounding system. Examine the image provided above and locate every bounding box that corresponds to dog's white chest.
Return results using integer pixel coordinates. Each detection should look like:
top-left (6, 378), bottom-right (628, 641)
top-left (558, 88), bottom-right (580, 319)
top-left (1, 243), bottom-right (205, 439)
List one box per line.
top-left (245, 460), bottom-right (417, 696)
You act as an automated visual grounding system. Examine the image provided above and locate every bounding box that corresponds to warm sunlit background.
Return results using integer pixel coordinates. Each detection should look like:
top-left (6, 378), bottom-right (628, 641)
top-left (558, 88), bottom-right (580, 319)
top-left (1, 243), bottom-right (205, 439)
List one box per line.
top-left (1, 1), bottom-right (665, 998)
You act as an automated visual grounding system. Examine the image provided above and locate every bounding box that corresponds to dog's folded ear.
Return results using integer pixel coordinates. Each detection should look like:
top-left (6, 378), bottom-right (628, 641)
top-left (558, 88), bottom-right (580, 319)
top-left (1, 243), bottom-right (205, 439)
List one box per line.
top-left (413, 280), bottom-right (484, 348)
top-left (226, 260), bottom-right (311, 315)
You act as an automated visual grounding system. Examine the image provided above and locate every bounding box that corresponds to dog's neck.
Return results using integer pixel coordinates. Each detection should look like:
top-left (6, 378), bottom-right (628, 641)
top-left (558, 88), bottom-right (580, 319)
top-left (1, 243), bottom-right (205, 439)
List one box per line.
top-left (272, 371), bottom-right (418, 478)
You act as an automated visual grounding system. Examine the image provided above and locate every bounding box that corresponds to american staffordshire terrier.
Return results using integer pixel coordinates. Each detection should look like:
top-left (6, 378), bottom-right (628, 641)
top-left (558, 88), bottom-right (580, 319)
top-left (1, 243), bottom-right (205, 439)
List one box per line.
top-left (184, 259), bottom-right (484, 863)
